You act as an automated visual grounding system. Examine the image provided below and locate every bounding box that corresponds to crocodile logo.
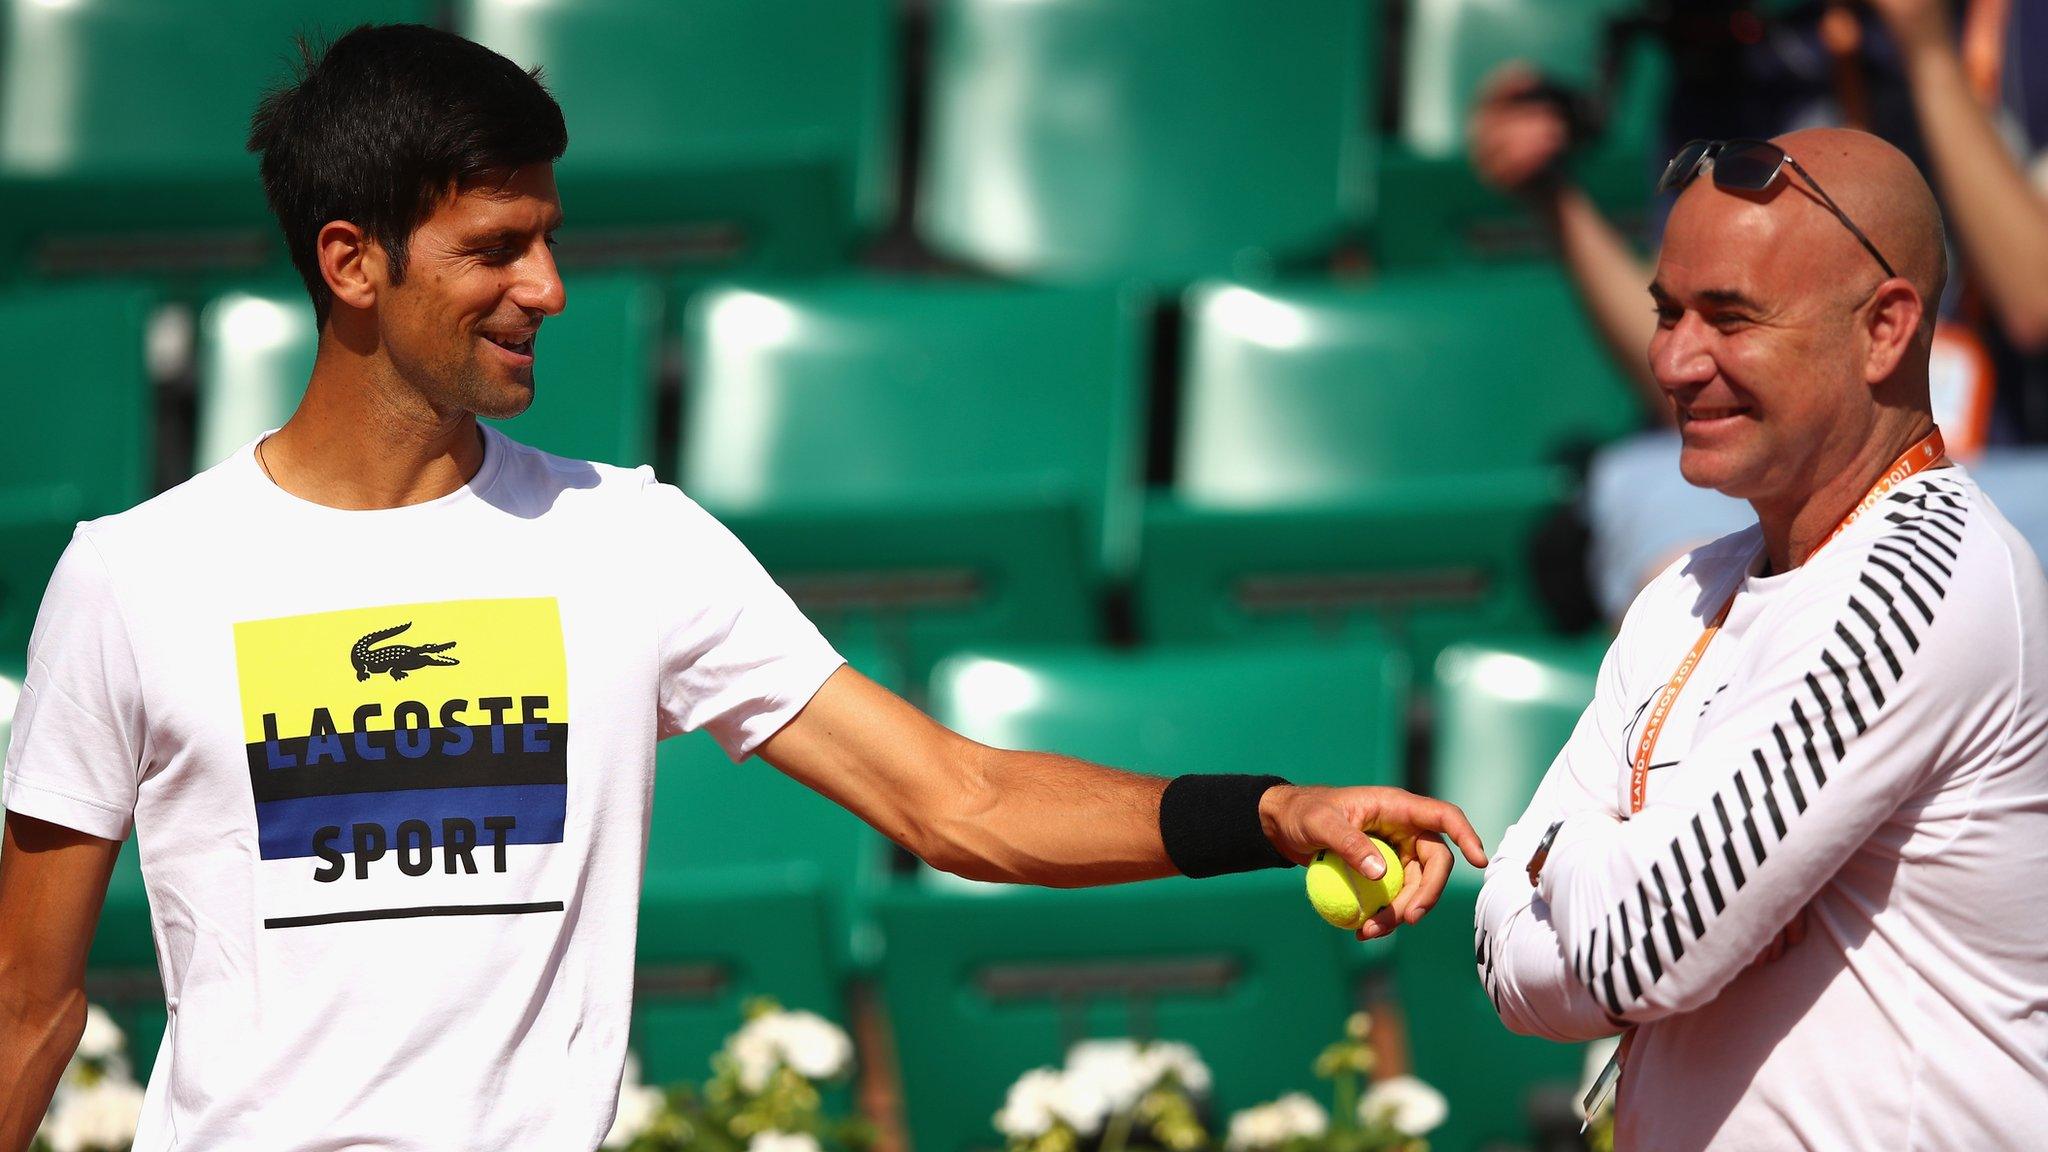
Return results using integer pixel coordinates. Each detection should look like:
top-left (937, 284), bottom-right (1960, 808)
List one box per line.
top-left (350, 622), bottom-right (459, 682)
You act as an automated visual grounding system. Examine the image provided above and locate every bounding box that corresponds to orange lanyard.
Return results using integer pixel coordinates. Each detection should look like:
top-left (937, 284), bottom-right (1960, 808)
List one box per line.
top-left (1595, 429), bottom-right (1951, 1123)
top-left (1625, 429), bottom-right (1948, 815)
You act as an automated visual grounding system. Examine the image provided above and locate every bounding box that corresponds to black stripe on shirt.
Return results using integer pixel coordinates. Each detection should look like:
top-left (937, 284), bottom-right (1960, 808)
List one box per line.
top-left (1577, 481), bottom-right (1969, 1017)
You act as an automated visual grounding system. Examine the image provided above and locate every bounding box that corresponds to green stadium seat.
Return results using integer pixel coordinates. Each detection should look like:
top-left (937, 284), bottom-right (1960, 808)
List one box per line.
top-left (195, 274), bottom-right (661, 472)
top-left (0, 0), bottom-right (428, 279)
top-left (457, 0), bottom-right (895, 274)
top-left (1375, 0), bottom-right (1667, 267)
top-left (919, 0), bottom-right (1379, 284)
top-left (926, 643), bottom-right (1405, 790)
top-left (1139, 267), bottom-right (1639, 661)
top-left (873, 881), bottom-right (1355, 1152)
top-left (632, 870), bottom-right (844, 1086)
top-left (492, 275), bottom-right (661, 467)
top-left (634, 752), bottom-right (863, 1086)
top-left (1399, 636), bottom-right (1604, 1152)
top-left (0, 658), bottom-right (22, 756)
top-left (0, 282), bottom-right (154, 659)
top-left (632, 646), bottom-right (897, 1084)
top-left (876, 641), bottom-right (1406, 1152)
top-left (681, 280), bottom-right (1147, 684)
top-left (194, 286), bottom-right (318, 471)
top-left (0, 655), bottom-right (16, 706)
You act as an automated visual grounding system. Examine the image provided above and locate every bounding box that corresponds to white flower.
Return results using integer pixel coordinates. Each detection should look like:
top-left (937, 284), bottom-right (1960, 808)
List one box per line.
top-left (725, 1010), bottom-right (856, 1093)
top-left (729, 1026), bottom-right (781, 1093)
top-left (1065, 1039), bottom-right (1150, 1112)
top-left (1063, 1039), bottom-right (1212, 1114)
top-left (748, 1132), bottom-right (824, 1152)
top-left (74, 1006), bottom-right (126, 1064)
top-left (1136, 1041), bottom-right (1211, 1096)
top-left (602, 1055), bottom-right (664, 1149)
top-left (1047, 1072), bottom-right (1112, 1135)
top-left (994, 1066), bottom-right (1111, 1138)
top-left (995, 1067), bottom-right (1066, 1138)
top-left (770, 1011), bottom-right (855, 1081)
top-left (39, 1077), bottom-right (146, 1152)
top-left (1224, 1092), bottom-right (1328, 1151)
top-left (1357, 1075), bottom-right (1447, 1137)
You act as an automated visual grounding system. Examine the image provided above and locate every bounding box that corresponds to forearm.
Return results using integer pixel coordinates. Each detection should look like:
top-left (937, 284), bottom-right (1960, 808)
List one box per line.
top-left (1536, 185), bottom-right (1663, 413)
top-left (1537, 796), bottom-right (1840, 1023)
top-left (922, 748), bottom-right (1175, 888)
top-left (0, 975), bottom-right (85, 1152)
top-left (1899, 33), bottom-right (2048, 349)
top-left (1475, 855), bottom-right (1626, 1042)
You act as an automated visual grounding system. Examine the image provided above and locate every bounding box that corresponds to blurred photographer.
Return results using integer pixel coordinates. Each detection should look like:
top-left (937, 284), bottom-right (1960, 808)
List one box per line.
top-left (1471, 1), bottom-right (2048, 618)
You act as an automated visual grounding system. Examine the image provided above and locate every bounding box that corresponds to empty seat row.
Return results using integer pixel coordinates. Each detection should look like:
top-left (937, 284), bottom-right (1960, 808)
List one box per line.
top-left (0, 271), bottom-right (1638, 672)
top-left (41, 633), bottom-right (1600, 1152)
top-left (0, 0), bottom-right (1663, 284)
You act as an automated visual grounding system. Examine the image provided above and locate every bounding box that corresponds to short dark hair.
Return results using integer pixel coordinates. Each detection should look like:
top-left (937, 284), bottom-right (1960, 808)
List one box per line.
top-left (248, 24), bottom-right (568, 324)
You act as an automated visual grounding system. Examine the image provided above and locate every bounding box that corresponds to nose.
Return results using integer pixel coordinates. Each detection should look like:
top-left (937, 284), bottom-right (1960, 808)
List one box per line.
top-left (512, 239), bottom-right (567, 318)
top-left (1650, 313), bottom-right (1716, 397)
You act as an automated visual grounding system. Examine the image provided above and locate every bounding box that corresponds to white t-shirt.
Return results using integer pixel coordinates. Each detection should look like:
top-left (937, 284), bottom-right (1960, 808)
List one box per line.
top-left (2, 426), bottom-right (844, 1151)
top-left (1474, 467), bottom-right (2048, 1150)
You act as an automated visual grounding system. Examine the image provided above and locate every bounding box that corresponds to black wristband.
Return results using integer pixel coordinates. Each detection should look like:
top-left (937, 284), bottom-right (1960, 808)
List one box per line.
top-left (1159, 773), bottom-right (1296, 878)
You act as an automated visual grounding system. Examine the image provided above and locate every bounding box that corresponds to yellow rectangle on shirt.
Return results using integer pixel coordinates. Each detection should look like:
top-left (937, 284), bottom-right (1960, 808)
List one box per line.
top-left (233, 597), bottom-right (567, 743)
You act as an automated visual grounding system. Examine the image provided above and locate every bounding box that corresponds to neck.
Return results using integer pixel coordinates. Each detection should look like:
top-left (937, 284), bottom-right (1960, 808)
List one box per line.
top-left (1753, 415), bottom-right (1935, 573)
top-left (259, 330), bottom-right (488, 510)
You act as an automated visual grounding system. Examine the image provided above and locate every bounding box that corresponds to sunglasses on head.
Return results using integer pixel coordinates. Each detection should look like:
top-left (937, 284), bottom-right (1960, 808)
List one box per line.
top-left (1658, 138), bottom-right (1897, 279)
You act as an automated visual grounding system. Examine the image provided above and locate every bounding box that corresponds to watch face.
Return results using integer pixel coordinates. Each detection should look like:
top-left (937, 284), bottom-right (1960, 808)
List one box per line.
top-left (1527, 819), bottom-right (1565, 886)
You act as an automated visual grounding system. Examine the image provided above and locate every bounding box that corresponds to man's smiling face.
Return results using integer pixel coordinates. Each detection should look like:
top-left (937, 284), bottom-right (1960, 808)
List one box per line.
top-left (374, 163), bottom-right (566, 420)
top-left (1647, 165), bottom-right (1889, 505)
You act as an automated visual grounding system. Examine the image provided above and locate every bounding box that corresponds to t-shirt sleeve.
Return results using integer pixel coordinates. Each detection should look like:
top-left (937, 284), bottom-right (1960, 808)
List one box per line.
top-left (2, 529), bottom-right (147, 841)
top-left (643, 479), bottom-right (844, 760)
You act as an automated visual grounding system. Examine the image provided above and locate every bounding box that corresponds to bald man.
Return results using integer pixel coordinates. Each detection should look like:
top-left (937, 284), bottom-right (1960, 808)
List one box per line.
top-left (1473, 129), bottom-right (2048, 1149)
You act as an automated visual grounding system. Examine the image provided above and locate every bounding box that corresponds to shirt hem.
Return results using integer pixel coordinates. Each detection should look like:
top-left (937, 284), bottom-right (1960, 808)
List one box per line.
top-left (2, 774), bottom-right (132, 841)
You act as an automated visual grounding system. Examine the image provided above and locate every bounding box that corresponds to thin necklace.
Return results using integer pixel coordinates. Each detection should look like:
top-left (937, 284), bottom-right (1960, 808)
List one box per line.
top-left (256, 436), bottom-right (277, 484)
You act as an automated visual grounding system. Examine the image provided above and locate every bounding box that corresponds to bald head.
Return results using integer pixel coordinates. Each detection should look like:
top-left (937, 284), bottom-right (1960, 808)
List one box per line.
top-left (1766, 128), bottom-right (1947, 336)
top-left (1649, 128), bottom-right (1949, 526)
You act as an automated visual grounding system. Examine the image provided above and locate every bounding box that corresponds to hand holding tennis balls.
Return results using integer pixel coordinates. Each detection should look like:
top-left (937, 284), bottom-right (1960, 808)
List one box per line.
top-left (1252, 783), bottom-right (1489, 939)
top-left (1306, 838), bottom-right (1406, 930)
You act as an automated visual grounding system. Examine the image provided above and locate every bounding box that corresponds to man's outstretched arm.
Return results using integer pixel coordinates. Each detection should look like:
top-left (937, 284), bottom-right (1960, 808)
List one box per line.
top-left (757, 667), bottom-right (1488, 937)
top-left (0, 811), bottom-right (121, 1152)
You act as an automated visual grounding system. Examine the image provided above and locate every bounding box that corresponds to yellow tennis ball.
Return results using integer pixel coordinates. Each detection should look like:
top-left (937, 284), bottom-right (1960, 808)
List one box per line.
top-left (1305, 838), bottom-right (1405, 930)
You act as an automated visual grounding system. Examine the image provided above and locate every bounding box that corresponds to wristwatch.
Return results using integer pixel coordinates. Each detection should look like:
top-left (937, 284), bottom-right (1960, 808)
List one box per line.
top-left (1526, 819), bottom-right (1564, 887)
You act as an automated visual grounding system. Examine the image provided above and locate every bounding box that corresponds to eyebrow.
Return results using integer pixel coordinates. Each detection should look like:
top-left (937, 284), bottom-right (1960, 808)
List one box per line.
top-left (1647, 282), bottom-right (1762, 311)
top-left (468, 217), bottom-right (565, 245)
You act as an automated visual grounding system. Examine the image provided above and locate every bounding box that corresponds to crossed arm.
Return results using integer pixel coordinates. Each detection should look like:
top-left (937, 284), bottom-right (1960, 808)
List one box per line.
top-left (1478, 527), bottom-right (1991, 1035)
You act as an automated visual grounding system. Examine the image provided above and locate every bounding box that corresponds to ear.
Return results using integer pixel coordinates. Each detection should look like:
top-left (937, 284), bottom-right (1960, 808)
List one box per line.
top-left (316, 220), bottom-right (385, 314)
top-left (1862, 277), bottom-right (1924, 385)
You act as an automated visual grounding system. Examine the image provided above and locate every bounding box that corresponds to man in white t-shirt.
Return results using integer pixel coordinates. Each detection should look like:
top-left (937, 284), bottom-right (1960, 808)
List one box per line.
top-left (1476, 127), bottom-right (2048, 1148)
top-left (0, 26), bottom-right (1487, 1152)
